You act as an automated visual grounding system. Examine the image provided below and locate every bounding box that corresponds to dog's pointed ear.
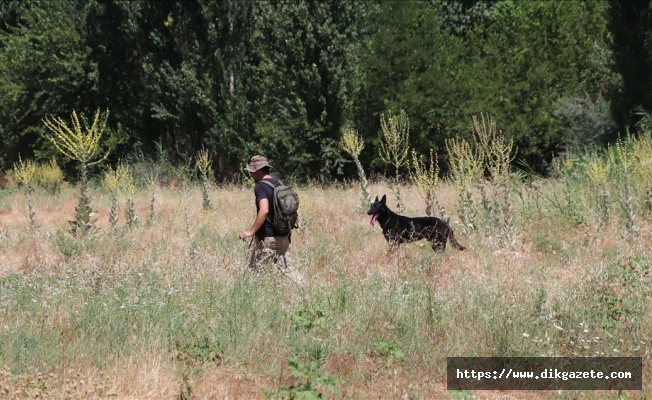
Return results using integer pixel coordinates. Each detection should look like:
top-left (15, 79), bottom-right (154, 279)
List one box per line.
top-left (381, 194), bottom-right (386, 204)
top-left (374, 195), bottom-right (379, 202)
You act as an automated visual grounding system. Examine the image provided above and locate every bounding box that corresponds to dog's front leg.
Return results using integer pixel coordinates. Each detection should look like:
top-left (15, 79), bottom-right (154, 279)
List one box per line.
top-left (386, 243), bottom-right (400, 257)
top-left (384, 232), bottom-right (400, 256)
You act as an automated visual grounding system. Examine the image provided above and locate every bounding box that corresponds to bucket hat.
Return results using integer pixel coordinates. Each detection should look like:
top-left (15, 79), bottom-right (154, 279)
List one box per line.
top-left (245, 155), bottom-right (272, 172)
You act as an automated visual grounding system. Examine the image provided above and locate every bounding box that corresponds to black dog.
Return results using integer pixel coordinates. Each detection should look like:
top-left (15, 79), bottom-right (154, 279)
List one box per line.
top-left (367, 195), bottom-right (465, 252)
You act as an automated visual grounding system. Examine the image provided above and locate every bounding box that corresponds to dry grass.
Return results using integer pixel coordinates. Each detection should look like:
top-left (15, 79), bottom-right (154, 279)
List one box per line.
top-left (0, 180), bottom-right (650, 399)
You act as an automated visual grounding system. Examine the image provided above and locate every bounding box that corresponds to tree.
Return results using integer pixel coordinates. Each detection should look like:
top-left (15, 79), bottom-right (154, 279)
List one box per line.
top-left (0, 0), bottom-right (96, 172)
top-left (608, 0), bottom-right (652, 132)
top-left (247, 0), bottom-right (371, 182)
top-left (473, 0), bottom-right (617, 165)
top-left (355, 0), bottom-right (465, 173)
top-left (356, 0), bottom-right (618, 174)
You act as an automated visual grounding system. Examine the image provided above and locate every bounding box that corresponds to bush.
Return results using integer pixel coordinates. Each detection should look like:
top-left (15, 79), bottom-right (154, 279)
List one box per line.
top-left (34, 158), bottom-right (65, 194)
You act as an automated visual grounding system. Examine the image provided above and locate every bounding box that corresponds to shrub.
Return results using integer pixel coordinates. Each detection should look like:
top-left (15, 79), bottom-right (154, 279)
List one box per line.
top-left (34, 158), bottom-right (64, 195)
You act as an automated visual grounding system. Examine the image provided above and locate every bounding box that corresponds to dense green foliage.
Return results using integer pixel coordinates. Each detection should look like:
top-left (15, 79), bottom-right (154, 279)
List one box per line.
top-left (0, 0), bottom-right (649, 181)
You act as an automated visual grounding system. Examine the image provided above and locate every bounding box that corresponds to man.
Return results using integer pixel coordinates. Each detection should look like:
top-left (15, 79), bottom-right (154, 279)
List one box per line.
top-left (239, 155), bottom-right (304, 285)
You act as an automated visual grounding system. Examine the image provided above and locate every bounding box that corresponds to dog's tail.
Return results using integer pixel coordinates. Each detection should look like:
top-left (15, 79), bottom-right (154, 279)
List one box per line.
top-left (448, 229), bottom-right (466, 251)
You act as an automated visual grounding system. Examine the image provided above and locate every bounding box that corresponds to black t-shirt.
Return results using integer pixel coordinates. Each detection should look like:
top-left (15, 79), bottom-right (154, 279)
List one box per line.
top-left (254, 178), bottom-right (279, 239)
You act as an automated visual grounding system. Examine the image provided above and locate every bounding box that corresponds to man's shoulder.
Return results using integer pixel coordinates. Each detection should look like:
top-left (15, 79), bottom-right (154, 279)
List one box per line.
top-left (257, 178), bottom-right (280, 189)
top-left (254, 179), bottom-right (277, 199)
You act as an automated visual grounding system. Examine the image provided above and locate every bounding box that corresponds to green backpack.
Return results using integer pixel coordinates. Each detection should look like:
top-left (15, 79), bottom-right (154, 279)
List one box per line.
top-left (261, 179), bottom-right (299, 235)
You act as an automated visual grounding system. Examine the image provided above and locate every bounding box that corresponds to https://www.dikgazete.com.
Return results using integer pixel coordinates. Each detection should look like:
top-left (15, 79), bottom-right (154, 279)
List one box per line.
top-left (447, 357), bottom-right (642, 390)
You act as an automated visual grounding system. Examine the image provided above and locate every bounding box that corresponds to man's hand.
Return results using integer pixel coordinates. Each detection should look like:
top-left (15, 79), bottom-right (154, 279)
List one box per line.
top-left (239, 230), bottom-right (255, 241)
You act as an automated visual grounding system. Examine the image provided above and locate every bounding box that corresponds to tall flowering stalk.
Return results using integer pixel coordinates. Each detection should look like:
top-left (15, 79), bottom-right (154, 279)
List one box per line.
top-left (146, 173), bottom-right (158, 225)
top-left (632, 132), bottom-right (652, 215)
top-left (341, 128), bottom-right (371, 209)
top-left (587, 154), bottom-right (611, 233)
top-left (196, 148), bottom-right (212, 211)
top-left (608, 138), bottom-right (637, 235)
top-left (103, 163), bottom-right (129, 229)
top-left (473, 114), bottom-right (517, 246)
top-left (43, 110), bottom-right (109, 236)
top-left (121, 166), bottom-right (139, 228)
top-left (379, 110), bottom-right (410, 212)
top-left (13, 156), bottom-right (37, 230)
top-left (446, 137), bottom-right (484, 236)
top-left (410, 148), bottom-right (446, 219)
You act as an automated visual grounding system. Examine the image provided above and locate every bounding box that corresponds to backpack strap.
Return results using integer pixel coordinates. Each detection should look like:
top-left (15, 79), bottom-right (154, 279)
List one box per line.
top-left (260, 179), bottom-right (283, 188)
top-left (260, 179), bottom-right (277, 226)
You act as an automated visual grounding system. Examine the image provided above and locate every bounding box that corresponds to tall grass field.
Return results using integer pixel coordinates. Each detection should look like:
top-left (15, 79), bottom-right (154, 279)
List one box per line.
top-left (0, 149), bottom-right (651, 399)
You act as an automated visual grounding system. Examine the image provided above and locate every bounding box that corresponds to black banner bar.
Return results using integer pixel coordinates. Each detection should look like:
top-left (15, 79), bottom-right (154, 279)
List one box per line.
top-left (447, 357), bottom-right (642, 390)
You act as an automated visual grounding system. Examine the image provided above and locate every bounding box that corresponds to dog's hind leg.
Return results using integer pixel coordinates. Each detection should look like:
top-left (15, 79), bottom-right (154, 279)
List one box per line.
top-left (448, 229), bottom-right (466, 251)
top-left (386, 243), bottom-right (400, 257)
top-left (429, 240), bottom-right (446, 252)
top-left (427, 228), bottom-right (447, 252)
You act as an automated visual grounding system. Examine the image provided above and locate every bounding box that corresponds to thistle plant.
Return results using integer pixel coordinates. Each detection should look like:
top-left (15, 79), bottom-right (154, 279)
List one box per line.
top-left (146, 173), bottom-right (158, 225)
top-left (608, 138), bottom-right (638, 235)
top-left (341, 128), bottom-right (371, 209)
top-left (43, 109), bottom-right (110, 236)
top-left (103, 163), bottom-right (129, 229)
top-left (183, 188), bottom-right (192, 240)
top-left (551, 153), bottom-right (585, 225)
top-left (473, 114), bottom-right (517, 246)
top-left (410, 148), bottom-right (446, 219)
top-left (446, 137), bottom-right (484, 236)
top-left (121, 167), bottom-right (139, 228)
top-left (587, 154), bottom-right (611, 232)
top-left (379, 110), bottom-right (410, 177)
top-left (632, 132), bottom-right (652, 214)
top-left (182, 187), bottom-right (197, 261)
top-left (379, 110), bottom-right (410, 211)
top-left (13, 156), bottom-right (37, 230)
top-left (196, 148), bottom-right (212, 211)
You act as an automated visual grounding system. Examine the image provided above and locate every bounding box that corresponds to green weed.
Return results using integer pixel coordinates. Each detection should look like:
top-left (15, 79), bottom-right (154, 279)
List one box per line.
top-left (261, 358), bottom-right (339, 400)
top-left (291, 303), bottom-right (329, 333)
top-left (371, 341), bottom-right (405, 367)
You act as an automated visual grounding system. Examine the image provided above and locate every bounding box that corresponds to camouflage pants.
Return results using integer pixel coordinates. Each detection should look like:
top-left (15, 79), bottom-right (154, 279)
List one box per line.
top-left (248, 236), bottom-right (304, 286)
